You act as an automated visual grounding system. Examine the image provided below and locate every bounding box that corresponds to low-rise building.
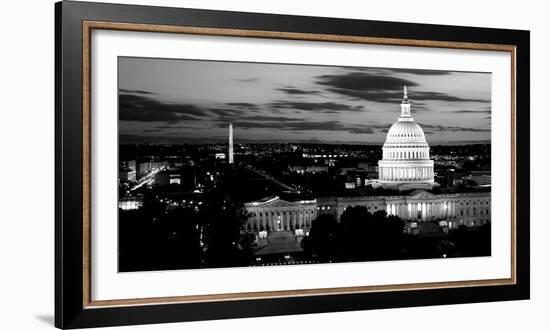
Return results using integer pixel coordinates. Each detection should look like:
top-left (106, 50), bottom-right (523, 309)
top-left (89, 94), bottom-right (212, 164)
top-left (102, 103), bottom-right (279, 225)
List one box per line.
top-left (244, 189), bottom-right (490, 236)
top-left (118, 195), bottom-right (143, 210)
top-left (119, 167), bottom-right (136, 182)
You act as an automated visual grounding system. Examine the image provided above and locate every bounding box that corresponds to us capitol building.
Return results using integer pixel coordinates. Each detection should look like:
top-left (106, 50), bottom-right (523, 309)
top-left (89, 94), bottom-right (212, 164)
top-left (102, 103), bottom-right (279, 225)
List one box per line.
top-left (376, 86), bottom-right (438, 191)
top-left (243, 87), bottom-right (491, 246)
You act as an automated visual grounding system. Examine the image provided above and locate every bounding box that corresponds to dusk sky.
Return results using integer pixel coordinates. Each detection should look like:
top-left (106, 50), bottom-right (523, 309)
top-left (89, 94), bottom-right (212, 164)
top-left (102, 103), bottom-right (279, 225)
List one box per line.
top-left (119, 57), bottom-right (491, 145)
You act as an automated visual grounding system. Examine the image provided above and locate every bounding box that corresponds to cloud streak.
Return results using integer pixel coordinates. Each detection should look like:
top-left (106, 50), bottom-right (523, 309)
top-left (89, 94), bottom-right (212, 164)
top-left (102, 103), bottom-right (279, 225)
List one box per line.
top-left (421, 123), bottom-right (490, 133)
top-left (269, 101), bottom-right (364, 113)
top-left (277, 86), bottom-right (322, 96)
top-left (119, 93), bottom-right (208, 122)
top-left (317, 72), bottom-right (417, 91)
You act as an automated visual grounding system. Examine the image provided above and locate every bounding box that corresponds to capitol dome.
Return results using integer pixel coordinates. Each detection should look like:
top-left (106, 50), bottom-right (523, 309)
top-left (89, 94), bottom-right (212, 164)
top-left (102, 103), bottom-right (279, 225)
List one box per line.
top-left (378, 86), bottom-right (435, 188)
top-left (385, 120), bottom-right (428, 145)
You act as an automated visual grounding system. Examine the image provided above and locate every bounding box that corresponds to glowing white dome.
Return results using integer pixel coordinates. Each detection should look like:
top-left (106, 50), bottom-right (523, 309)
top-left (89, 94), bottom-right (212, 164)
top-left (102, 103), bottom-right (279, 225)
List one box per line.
top-left (385, 120), bottom-right (428, 145)
top-left (378, 86), bottom-right (435, 186)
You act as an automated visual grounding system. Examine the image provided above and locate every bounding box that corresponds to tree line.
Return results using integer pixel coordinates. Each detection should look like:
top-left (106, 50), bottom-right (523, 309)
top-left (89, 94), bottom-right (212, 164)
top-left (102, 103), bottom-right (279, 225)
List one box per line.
top-left (302, 207), bottom-right (405, 263)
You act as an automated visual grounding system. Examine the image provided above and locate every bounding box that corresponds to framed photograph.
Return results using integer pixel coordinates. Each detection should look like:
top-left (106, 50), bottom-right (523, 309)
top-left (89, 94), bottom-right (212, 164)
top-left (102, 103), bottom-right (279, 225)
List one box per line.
top-left (55, 1), bottom-right (530, 328)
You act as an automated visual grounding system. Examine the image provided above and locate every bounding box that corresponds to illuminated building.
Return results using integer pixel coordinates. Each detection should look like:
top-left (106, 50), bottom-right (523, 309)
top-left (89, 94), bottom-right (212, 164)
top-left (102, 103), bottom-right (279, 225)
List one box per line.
top-left (154, 169), bottom-right (182, 186)
top-left (119, 167), bottom-right (136, 182)
top-left (244, 190), bottom-right (490, 237)
top-left (118, 196), bottom-right (143, 210)
top-left (378, 86), bottom-right (438, 190)
top-left (244, 197), bottom-right (317, 233)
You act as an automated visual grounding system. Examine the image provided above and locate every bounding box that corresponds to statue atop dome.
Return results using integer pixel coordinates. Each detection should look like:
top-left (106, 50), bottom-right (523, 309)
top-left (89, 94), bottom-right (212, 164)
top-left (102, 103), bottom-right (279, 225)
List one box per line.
top-left (400, 86), bottom-right (411, 118)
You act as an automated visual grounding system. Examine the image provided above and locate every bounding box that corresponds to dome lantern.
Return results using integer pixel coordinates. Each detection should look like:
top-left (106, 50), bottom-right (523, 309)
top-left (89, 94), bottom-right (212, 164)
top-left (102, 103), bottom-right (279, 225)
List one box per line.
top-left (400, 85), bottom-right (412, 118)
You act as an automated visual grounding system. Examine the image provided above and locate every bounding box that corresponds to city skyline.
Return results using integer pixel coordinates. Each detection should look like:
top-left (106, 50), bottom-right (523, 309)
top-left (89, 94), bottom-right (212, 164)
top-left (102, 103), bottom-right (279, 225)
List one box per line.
top-left (119, 57), bottom-right (491, 145)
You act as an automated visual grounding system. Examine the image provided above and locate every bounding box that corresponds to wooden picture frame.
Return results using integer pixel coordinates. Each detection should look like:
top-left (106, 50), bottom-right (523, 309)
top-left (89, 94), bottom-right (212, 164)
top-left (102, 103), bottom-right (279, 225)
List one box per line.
top-left (55, 1), bottom-right (530, 328)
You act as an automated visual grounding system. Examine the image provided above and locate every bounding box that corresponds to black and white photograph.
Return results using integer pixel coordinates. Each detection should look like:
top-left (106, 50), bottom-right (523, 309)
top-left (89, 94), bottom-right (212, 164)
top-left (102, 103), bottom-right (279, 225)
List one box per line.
top-left (118, 57), bottom-right (492, 272)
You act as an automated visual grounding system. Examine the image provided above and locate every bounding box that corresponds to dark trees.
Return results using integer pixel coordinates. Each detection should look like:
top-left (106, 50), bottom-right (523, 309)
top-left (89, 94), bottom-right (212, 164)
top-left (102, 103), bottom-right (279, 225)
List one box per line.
top-left (339, 207), bottom-right (405, 261)
top-left (118, 207), bottom-right (202, 272)
top-left (200, 191), bottom-right (251, 268)
top-left (302, 213), bottom-right (341, 262)
top-left (119, 167), bottom-right (253, 272)
top-left (452, 222), bottom-right (491, 257)
top-left (303, 207), bottom-right (405, 263)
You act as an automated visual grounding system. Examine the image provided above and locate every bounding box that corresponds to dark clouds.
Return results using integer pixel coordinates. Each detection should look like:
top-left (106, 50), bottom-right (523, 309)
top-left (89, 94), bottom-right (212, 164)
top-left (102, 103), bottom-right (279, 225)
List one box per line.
top-left (119, 92), bottom-right (369, 124)
top-left (421, 123), bottom-right (491, 133)
top-left (317, 72), bottom-right (489, 104)
top-left (119, 89), bottom-right (155, 95)
top-left (119, 89), bottom-right (490, 141)
top-left (350, 67), bottom-right (453, 76)
top-left (413, 91), bottom-right (489, 103)
top-left (225, 102), bottom-right (260, 109)
top-left (317, 72), bottom-right (417, 91)
top-left (452, 109), bottom-right (492, 114)
top-left (240, 115), bottom-right (300, 122)
top-left (323, 88), bottom-right (487, 105)
top-left (277, 86), bottom-right (321, 95)
top-left (269, 101), bottom-right (364, 113)
top-left (324, 89), bottom-right (403, 104)
top-left (119, 92), bottom-right (208, 122)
